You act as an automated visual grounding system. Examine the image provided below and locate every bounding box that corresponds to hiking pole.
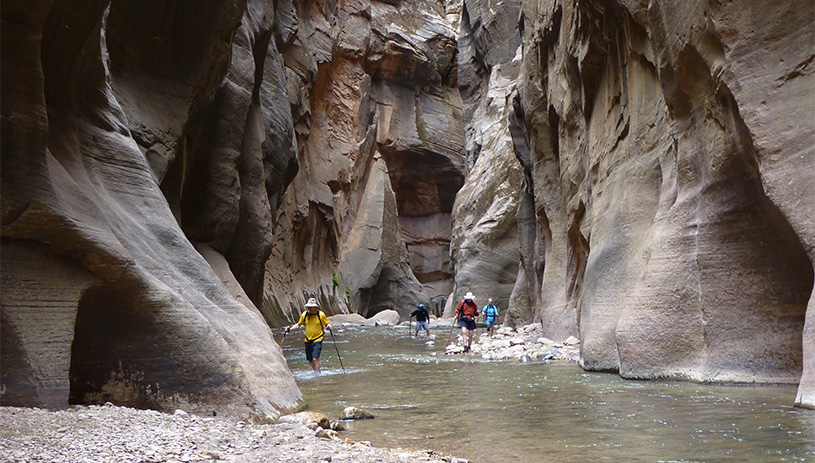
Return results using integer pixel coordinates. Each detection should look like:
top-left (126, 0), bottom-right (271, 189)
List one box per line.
top-left (409, 315), bottom-right (413, 338)
top-left (278, 327), bottom-right (289, 347)
top-left (329, 329), bottom-right (346, 374)
top-left (447, 316), bottom-right (458, 346)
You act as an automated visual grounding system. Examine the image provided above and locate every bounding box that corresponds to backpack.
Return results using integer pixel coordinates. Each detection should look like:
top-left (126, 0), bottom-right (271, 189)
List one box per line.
top-left (458, 300), bottom-right (477, 318)
top-left (302, 311), bottom-right (326, 342)
top-left (484, 305), bottom-right (497, 319)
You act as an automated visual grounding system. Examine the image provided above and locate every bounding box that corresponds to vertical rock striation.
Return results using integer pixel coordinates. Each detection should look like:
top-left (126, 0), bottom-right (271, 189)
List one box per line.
top-left (456, 0), bottom-right (813, 404)
top-left (262, 0), bottom-right (467, 321)
top-left (1, 0), bottom-right (301, 418)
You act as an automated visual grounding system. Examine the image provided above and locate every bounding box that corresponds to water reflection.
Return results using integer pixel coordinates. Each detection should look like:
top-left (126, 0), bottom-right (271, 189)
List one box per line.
top-left (282, 326), bottom-right (815, 462)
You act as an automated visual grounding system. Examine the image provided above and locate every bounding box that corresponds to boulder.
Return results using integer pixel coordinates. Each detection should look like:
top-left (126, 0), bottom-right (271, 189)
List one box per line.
top-left (329, 314), bottom-right (368, 325)
top-left (564, 336), bottom-right (580, 346)
top-left (365, 309), bottom-right (401, 326)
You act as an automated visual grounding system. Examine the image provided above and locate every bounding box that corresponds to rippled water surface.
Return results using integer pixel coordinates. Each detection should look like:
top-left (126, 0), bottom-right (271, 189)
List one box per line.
top-left (281, 326), bottom-right (815, 462)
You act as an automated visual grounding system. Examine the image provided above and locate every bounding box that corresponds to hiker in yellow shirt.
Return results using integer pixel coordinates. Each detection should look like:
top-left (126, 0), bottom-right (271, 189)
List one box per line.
top-left (285, 298), bottom-right (333, 374)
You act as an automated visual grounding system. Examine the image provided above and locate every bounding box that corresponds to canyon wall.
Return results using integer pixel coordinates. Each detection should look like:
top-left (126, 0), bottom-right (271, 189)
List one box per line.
top-left (1, 0), bottom-right (302, 418)
top-left (454, 0), bottom-right (814, 406)
top-left (261, 0), bottom-right (466, 322)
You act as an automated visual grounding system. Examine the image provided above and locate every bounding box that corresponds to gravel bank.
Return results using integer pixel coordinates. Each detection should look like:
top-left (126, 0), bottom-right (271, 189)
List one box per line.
top-left (0, 405), bottom-right (466, 463)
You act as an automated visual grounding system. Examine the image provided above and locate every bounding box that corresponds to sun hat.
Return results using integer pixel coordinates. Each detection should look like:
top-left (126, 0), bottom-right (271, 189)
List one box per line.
top-left (464, 292), bottom-right (475, 300)
top-left (305, 298), bottom-right (319, 308)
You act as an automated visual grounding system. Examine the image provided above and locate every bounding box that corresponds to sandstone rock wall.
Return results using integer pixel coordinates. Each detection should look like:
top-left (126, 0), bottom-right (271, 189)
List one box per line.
top-left (454, 0), bottom-right (814, 406)
top-left (1, 0), bottom-right (301, 418)
top-left (262, 0), bottom-right (467, 321)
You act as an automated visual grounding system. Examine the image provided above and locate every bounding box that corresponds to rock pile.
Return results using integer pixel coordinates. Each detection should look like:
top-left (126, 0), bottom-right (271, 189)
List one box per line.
top-left (0, 405), bottom-right (466, 463)
top-left (444, 324), bottom-right (581, 362)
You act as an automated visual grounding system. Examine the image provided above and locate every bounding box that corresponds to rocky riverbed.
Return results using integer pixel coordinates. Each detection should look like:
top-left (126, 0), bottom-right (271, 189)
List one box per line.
top-left (441, 322), bottom-right (581, 362)
top-left (0, 404), bottom-right (466, 463)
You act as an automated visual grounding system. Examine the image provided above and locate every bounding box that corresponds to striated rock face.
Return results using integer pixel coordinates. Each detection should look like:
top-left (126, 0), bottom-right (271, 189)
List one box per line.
top-left (1, 0), bottom-right (301, 417)
top-left (262, 0), bottom-right (466, 321)
top-left (444, 0), bottom-right (525, 320)
top-left (455, 0), bottom-right (814, 405)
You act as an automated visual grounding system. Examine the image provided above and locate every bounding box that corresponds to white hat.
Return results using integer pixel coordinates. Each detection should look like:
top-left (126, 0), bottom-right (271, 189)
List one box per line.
top-left (464, 292), bottom-right (475, 300)
top-left (305, 298), bottom-right (319, 308)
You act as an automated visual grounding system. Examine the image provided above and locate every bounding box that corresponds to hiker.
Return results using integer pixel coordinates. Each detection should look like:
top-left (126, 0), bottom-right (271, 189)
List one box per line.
top-left (285, 297), bottom-right (333, 374)
top-left (454, 292), bottom-right (479, 352)
top-left (410, 303), bottom-right (431, 336)
top-left (482, 298), bottom-right (499, 337)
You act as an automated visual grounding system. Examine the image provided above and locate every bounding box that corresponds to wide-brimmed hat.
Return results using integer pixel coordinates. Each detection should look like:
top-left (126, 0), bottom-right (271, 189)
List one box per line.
top-left (305, 298), bottom-right (319, 308)
top-left (464, 292), bottom-right (475, 300)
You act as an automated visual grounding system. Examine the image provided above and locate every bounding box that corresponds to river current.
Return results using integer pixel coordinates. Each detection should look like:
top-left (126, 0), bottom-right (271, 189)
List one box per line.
top-left (281, 325), bottom-right (815, 462)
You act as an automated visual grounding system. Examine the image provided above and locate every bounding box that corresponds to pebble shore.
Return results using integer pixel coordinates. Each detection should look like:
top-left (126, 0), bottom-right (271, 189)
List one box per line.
top-left (0, 404), bottom-right (466, 463)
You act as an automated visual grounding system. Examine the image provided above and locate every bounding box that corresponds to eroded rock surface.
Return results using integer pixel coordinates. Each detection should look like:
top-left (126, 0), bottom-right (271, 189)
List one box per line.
top-left (262, 0), bottom-right (467, 322)
top-left (454, 0), bottom-right (814, 404)
top-left (1, 0), bottom-right (301, 418)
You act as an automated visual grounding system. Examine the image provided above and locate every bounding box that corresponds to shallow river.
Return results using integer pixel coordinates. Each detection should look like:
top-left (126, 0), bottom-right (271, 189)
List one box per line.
top-left (281, 325), bottom-right (815, 462)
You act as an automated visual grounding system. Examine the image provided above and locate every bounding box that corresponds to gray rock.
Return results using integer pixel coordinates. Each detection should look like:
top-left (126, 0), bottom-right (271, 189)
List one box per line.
top-left (341, 407), bottom-right (375, 420)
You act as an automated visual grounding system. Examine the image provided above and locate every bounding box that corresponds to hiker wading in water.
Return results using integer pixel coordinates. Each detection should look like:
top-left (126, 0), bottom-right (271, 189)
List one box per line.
top-left (482, 298), bottom-right (499, 337)
top-left (286, 298), bottom-right (333, 374)
top-left (455, 292), bottom-right (479, 352)
top-left (411, 303), bottom-right (431, 336)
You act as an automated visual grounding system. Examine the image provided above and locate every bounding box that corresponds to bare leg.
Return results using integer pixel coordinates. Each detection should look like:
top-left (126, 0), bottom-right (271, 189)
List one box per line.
top-left (310, 358), bottom-right (321, 375)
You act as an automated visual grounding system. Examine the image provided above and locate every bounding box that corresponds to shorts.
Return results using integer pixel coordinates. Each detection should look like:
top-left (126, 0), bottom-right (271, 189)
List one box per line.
top-left (304, 341), bottom-right (323, 361)
top-left (485, 318), bottom-right (496, 328)
top-left (415, 321), bottom-right (429, 331)
top-left (460, 317), bottom-right (476, 331)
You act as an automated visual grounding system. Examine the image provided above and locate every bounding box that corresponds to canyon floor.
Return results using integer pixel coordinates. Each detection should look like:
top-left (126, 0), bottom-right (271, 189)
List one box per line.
top-left (0, 405), bottom-right (466, 463)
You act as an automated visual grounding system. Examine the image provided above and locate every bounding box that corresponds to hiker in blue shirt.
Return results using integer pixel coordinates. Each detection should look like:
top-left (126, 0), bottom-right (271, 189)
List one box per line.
top-left (482, 298), bottom-right (499, 337)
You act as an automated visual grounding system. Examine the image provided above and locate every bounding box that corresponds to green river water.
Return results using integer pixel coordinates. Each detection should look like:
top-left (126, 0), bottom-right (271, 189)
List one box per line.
top-left (281, 325), bottom-right (815, 462)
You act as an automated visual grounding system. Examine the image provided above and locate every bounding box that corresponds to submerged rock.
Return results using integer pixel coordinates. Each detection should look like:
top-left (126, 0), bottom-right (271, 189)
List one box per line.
top-left (341, 407), bottom-right (375, 420)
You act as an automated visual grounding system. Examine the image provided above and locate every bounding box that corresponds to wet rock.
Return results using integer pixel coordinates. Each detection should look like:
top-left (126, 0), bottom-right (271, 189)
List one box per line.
top-left (280, 411), bottom-right (331, 429)
top-left (445, 345), bottom-right (466, 355)
top-left (341, 407), bottom-right (375, 420)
